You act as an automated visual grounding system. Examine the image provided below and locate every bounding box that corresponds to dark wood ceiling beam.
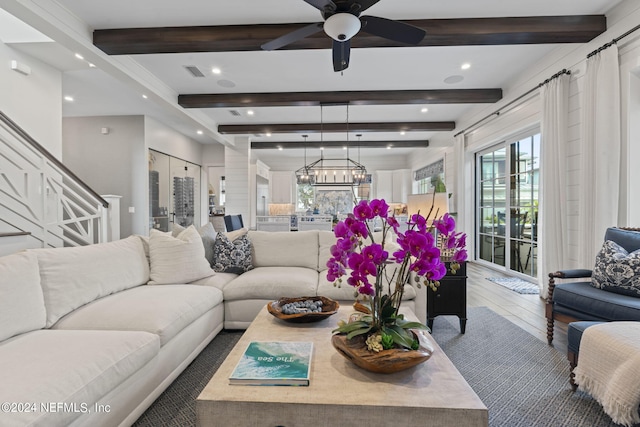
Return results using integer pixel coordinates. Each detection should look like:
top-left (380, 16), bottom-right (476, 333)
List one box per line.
top-left (219, 122), bottom-right (454, 134)
top-left (252, 140), bottom-right (429, 149)
top-left (93, 15), bottom-right (606, 55)
top-left (179, 89), bottom-right (502, 108)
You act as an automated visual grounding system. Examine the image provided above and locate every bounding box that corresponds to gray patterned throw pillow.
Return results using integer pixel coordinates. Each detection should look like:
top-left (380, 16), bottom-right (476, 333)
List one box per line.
top-left (212, 233), bottom-right (253, 274)
top-left (591, 240), bottom-right (640, 297)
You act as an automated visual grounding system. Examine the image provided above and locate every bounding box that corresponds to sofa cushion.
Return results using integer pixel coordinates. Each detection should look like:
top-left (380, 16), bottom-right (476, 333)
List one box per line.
top-left (592, 240), bottom-right (640, 297)
top-left (0, 251), bottom-right (46, 341)
top-left (0, 329), bottom-right (159, 427)
top-left (212, 233), bottom-right (253, 274)
top-left (604, 227), bottom-right (640, 253)
top-left (554, 282), bottom-right (640, 321)
top-left (52, 285), bottom-right (222, 346)
top-left (173, 222), bottom-right (217, 267)
top-left (318, 230), bottom-right (336, 271)
top-left (248, 230), bottom-right (319, 270)
top-left (31, 236), bottom-right (149, 327)
top-left (148, 226), bottom-right (215, 285)
top-left (223, 267), bottom-right (318, 301)
top-left (190, 272), bottom-right (239, 291)
top-left (317, 268), bottom-right (417, 302)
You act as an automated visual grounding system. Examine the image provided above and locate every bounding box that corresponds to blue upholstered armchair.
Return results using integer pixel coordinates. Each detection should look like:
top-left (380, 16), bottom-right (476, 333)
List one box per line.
top-left (545, 227), bottom-right (640, 344)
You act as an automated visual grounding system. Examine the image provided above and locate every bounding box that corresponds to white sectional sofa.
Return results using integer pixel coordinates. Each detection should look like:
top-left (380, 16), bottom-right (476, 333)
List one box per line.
top-left (0, 226), bottom-right (424, 427)
top-left (193, 229), bottom-right (423, 329)
top-left (0, 230), bottom-right (224, 427)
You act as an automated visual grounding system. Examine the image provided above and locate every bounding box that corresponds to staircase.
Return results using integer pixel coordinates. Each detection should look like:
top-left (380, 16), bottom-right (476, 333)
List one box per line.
top-left (0, 110), bottom-right (114, 256)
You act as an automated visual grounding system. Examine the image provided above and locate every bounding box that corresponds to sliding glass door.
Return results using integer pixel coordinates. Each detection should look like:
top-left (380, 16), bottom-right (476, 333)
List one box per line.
top-left (476, 133), bottom-right (540, 277)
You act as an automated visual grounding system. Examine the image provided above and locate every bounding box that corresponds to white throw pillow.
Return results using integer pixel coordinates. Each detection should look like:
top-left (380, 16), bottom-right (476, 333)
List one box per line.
top-left (173, 222), bottom-right (217, 267)
top-left (0, 251), bottom-right (46, 341)
top-left (32, 235), bottom-right (149, 327)
top-left (148, 226), bottom-right (215, 285)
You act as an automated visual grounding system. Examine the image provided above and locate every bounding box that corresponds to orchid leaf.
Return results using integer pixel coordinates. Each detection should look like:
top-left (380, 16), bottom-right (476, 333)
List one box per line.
top-left (394, 318), bottom-right (428, 330)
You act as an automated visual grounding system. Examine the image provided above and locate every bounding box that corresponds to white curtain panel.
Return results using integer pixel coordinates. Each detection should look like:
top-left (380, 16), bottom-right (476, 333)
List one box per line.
top-left (538, 74), bottom-right (570, 295)
top-left (579, 45), bottom-right (621, 266)
top-left (453, 133), bottom-right (465, 221)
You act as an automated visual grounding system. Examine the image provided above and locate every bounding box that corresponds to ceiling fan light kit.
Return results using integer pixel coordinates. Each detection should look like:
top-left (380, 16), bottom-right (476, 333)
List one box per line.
top-left (324, 13), bottom-right (361, 41)
top-left (261, 0), bottom-right (426, 71)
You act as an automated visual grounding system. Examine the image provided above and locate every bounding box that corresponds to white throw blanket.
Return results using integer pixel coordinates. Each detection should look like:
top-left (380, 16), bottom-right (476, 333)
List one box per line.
top-left (574, 322), bottom-right (640, 426)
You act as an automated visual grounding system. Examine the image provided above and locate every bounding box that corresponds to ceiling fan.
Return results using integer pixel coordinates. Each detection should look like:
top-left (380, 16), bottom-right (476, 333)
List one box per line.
top-left (261, 0), bottom-right (426, 72)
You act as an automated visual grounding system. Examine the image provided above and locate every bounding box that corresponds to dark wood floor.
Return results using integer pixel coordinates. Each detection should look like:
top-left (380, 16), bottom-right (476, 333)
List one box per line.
top-left (466, 261), bottom-right (569, 353)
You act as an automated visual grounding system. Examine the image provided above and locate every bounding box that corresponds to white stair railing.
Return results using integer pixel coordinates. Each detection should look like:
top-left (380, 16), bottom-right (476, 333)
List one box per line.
top-left (0, 111), bottom-right (109, 248)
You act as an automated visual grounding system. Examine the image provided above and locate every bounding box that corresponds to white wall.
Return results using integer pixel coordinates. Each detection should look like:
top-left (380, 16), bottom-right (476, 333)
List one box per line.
top-left (62, 115), bottom-right (145, 237)
top-left (202, 143), bottom-right (225, 167)
top-left (225, 137), bottom-right (251, 226)
top-left (62, 115), bottom-right (207, 237)
top-left (0, 40), bottom-right (62, 158)
top-left (145, 116), bottom-right (203, 165)
top-left (442, 0), bottom-right (640, 271)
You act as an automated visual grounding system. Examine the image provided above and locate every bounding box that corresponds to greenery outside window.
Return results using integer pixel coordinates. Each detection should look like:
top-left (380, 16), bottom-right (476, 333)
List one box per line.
top-left (297, 184), bottom-right (314, 211)
top-left (476, 131), bottom-right (539, 278)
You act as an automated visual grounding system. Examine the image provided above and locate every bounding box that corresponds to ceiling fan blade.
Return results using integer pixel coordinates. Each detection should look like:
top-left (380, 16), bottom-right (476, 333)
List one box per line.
top-left (261, 23), bottom-right (324, 50)
top-left (333, 39), bottom-right (351, 72)
top-left (303, 0), bottom-right (337, 12)
top-left (360, 15), bottom-right (426, 44)
top-left (353, 0), bottom-right (380, 14)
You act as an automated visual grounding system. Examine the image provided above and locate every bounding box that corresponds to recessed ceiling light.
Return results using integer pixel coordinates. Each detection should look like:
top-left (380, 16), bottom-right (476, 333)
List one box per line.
top-left (421, 107), bottom-right (429, 113)
top-left (278, 146), bottom-right (283, 151)
top-left (343, 146), bottom-right (347, 150)
top-left (212, 67), bottom-right (221, 75)
top-left (142, 94), bottom-right (148, 99)
top-left (266, 132), bottom-right (272, 137)
top-left (247, 110), bottom-right (255, 116)
top-left (88, 63), bottom-right (96, 68)
top-left (387, 145), bottom-right (392, 149)
top-left (400, 131), bottom-right (406, 136)
top-left (320, 147), bottom-right (324, 151)
top-left (74, 53), bottom-right (84, 60)
top-left (64, 96), bottom-right (74, 102)
top-left (461, 63), bottom-right (471, 70)
top-left (197, 130), bottom-right (203, 135)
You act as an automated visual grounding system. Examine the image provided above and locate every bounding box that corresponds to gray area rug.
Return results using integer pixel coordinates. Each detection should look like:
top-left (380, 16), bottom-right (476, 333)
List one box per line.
top-left (431, 307), bottom-right (631, 427)
top-left (486, 277), bottom-right (540, 294)
top-left (132, 330), bottom-right (241, 427)
top-left (133, 308), bottom-right (631, 427)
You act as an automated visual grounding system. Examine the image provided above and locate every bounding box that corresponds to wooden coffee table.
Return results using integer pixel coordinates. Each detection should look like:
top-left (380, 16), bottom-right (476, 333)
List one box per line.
top-left (197, 306), bottom-right (488, 427)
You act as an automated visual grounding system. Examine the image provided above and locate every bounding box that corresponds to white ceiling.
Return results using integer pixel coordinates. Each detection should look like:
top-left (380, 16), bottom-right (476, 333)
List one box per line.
top-left (0, 0), bottom-right (623, 161)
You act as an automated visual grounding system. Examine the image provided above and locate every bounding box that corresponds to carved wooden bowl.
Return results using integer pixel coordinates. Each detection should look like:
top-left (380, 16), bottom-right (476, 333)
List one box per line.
top-left (267, 296), bottom-right (339, 323)
top-left (331, 329), bottom-right (434, 374)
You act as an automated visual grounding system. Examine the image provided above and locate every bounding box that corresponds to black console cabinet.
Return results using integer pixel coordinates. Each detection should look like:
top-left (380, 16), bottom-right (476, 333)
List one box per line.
top-left (427, 262), bottom-right (467, 333)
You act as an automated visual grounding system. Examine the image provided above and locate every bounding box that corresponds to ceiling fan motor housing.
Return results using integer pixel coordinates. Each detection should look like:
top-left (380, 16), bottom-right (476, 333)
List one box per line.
top-left (324, 13), bottom-right (361, 41)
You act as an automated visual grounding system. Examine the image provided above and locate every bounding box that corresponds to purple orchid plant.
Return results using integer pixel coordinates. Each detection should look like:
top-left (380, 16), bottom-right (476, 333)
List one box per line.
top-left (328, 198), bottom-right (467, 351)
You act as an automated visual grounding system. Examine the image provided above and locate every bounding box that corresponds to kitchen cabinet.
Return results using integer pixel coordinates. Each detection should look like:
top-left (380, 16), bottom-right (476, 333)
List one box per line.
top-left (270, 171), bottom-right (294, 204)
top-left (375, 169), bottom-right (411, 203)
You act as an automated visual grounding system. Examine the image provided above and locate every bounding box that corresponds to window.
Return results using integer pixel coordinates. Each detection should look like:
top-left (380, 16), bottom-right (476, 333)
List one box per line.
top-left (415, 159), bottom-right (445, 194)
top-left (476, 132), bottom-right (539, 277)
top-left (297, 184), bottom-right (314, 211)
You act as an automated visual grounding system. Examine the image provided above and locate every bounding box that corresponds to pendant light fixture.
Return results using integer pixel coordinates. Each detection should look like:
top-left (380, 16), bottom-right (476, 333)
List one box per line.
top-left (295, 104), bottom-right (367, 186)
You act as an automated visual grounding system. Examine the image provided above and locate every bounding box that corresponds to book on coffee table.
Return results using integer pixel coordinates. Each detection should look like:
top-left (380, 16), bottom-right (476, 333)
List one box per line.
top-left (229, 341), bottom-right (313, 386)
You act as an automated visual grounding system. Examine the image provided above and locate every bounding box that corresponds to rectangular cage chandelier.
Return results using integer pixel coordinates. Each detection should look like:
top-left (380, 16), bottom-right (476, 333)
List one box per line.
top-left (296, 157), bottom-right (368, 186)
top-left (295, 104), bottom-right (368, 186)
